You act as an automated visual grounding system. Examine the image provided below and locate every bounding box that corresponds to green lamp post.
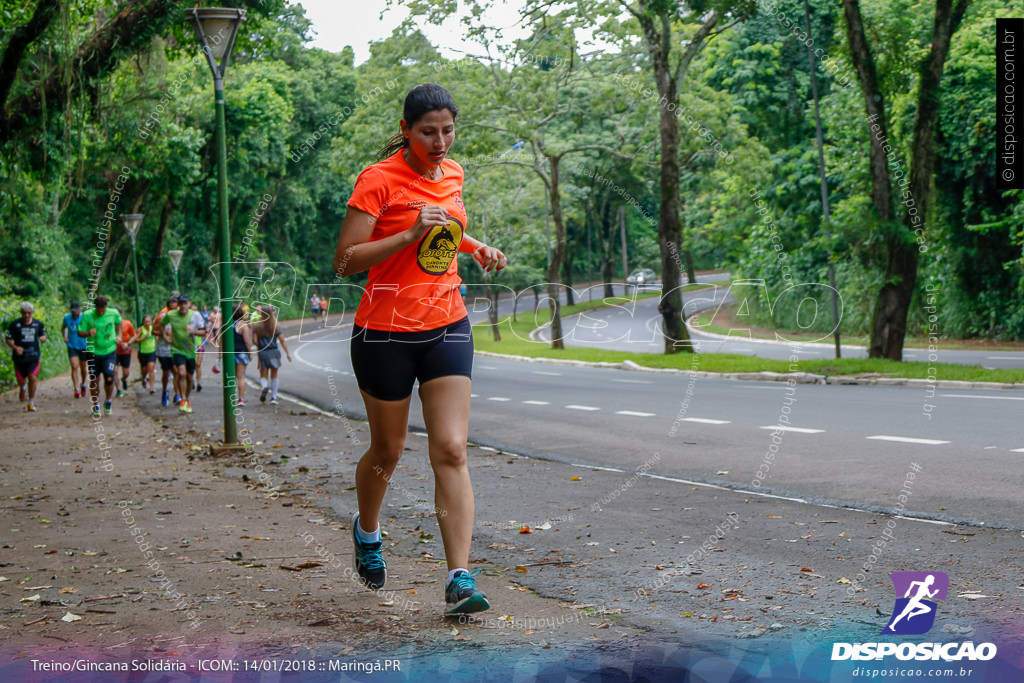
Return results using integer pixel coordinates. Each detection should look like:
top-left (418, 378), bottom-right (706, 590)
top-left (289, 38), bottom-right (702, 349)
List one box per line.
top-left (121, 213), bottom-right (144, 324)
top-left (186, 6), bottom-right (246, 446)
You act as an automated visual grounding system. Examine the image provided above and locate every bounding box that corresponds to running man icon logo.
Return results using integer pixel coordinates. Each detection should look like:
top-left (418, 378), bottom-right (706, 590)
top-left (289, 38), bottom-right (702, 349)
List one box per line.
top-left (882, 571), bottom-right (949, 635)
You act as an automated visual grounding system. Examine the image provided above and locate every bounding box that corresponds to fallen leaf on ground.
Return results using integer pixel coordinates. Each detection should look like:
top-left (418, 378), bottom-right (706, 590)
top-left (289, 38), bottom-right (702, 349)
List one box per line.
top-left (61, 612), bottom-right (82, 623)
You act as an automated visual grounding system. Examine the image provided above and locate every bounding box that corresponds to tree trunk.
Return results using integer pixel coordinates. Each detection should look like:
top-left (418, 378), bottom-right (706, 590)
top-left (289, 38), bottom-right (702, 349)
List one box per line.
top-left (563, 249), bottom-right (575, 306)
top-left (652, 35), bottom-right (690, 353)
top-left (684, 250), bottom-right (696, 285)
top-left (635, 4), bottom-right (717, 353)
top-left (150, 197), bottom-right (173, 271)
top-left (483, 271), bottom-right (500, 341)
top-left (599, 194), bottom-right (616, 297)
top-left (0, 0), bottom-right (61, 117)
top-left (844, 0), bottom-right (970, 359)
top-left (546, 155), bottom-right (566, 349)
top-left (2, 0), bottom-right (177, 142)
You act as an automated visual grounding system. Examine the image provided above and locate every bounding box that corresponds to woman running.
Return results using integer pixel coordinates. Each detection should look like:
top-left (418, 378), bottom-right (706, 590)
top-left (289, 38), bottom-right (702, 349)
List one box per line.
top-left (231, 303), bottom-right (254, 405)
top-left (154, 297), bottom-right (178, 406)
top-left (134, 315), bottom-right (157, 393)
top-left (253, 305), bottom-right (291, 405)
top-left (207, 306), bottom-right (222, 374)
top-left (333, 83), bottom-right (506, 615)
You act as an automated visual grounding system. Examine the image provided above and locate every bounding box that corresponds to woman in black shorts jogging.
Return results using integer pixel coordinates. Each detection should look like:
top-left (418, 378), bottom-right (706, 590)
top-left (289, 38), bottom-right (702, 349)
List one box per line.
top-left (334, 83), bottom-right (506, 615)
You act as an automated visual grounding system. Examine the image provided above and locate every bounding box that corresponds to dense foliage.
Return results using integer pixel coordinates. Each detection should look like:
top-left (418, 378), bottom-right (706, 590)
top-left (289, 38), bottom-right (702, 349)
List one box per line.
top-left (0, 0), bottom-right (1017, 374)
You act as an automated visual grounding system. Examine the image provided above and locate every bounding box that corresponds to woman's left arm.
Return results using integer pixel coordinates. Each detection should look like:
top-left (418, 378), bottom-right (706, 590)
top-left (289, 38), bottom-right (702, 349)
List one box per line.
top-left (277, 332), bottom-right (292, 362)
top-left (459, 234), bottom-right (507, 272)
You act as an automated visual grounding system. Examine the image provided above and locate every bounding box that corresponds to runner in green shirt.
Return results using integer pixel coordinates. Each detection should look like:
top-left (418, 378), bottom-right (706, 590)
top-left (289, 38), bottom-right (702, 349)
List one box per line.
top-left (78, 295), bottom-right (122, 416)
top-left (166, 294), bottom-right (205, 413)
top-left (133, 314), bottom-right (157, 394)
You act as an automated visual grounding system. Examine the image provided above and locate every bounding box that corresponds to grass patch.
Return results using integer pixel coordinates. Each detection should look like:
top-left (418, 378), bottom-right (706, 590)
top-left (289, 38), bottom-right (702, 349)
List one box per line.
top-left (473, 293), bottom-right (1024, 385)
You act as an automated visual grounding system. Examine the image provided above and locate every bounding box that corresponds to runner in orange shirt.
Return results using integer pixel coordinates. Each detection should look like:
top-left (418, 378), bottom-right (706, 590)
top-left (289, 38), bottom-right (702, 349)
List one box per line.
top-left (334, 83), bottom-right (506, 615)
top-left (115, 309), bottom-right (136, 397)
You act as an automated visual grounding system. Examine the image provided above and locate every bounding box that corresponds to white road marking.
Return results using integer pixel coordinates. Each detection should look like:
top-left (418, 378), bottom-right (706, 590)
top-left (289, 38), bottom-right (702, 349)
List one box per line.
top-left (683, 417), bottom-right (731, 425)
top-left (565, 404), bottom-right (601, 411)
top-left (866, 435), bottom-right (951, 445)
top-left (986, 356), bottom-right (1024, 360)
top-left (487, 397), bottom-right (511, 402)
top-left (939, 393), bottom-right (1024, 401)
top-left (532, 371), bottom-right (562, 376)
top-left (478, 365), bottom-right (498, 370)
top-left (470, 393), bottom-right (479, 398)
top-left (760, 425), bottom-right (825, 434)
top-left (522, 400), bottom-right (550, 405)
top-left (615, 410), bottom-right (656, 417)
top-left (610, 378), bottom-right (654, 385)
top-left (1011, 448), bottom-right (1024, 453)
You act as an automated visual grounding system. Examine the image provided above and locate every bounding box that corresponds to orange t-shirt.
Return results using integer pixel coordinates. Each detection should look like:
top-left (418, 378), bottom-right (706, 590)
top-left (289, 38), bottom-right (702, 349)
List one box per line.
top-left (347, 150), bottom-right (469, 332)
top-left (117, 319), bottom-right (136, 355)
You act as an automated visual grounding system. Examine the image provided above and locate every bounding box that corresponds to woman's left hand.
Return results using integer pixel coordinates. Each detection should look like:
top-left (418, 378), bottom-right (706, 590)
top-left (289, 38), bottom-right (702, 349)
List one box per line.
top-left (473, 244), bottom-right (507, 272)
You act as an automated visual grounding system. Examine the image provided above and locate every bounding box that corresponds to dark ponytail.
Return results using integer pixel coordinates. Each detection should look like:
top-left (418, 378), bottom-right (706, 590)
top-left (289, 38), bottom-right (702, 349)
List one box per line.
top-left (377, 83), bottom-right (459, 161)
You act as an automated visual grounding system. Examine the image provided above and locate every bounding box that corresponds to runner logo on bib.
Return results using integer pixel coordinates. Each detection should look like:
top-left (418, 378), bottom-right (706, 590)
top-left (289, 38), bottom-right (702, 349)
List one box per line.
top-left (417, 216), bottom-right (463, 275)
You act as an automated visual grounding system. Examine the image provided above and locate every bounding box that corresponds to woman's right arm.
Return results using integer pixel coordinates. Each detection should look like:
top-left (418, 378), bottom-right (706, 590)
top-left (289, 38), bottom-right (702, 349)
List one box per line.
top-left (333, 205), bottom-right (448, 277)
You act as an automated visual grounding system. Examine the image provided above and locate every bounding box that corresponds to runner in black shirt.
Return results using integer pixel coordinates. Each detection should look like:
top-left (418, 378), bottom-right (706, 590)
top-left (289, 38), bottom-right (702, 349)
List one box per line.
top-left (6, 302), bottom-right (47, 411)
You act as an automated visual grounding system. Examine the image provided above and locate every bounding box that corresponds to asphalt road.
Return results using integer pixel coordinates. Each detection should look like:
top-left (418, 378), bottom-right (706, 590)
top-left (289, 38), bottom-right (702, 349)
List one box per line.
top-left (258, 323), bottom-right (1024, 530)
top-left (532, 282), bottom-right (1024, 369)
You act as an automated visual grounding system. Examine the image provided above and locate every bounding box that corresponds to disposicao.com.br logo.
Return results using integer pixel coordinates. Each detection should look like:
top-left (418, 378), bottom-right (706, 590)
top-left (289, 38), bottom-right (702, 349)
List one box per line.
top-left (832, 571), bottom-right (997, 662)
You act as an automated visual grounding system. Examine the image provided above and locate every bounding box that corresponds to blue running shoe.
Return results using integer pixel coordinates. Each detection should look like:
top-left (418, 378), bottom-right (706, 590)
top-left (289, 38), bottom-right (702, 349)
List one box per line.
top-left (351, 513), bottom-right (387, 590)
top-left (173, 394), bottom-right (181, 405)
top-left (445, 569), bottom-right (490, 615)
top-left (162, 390), bottom-right (168, 407)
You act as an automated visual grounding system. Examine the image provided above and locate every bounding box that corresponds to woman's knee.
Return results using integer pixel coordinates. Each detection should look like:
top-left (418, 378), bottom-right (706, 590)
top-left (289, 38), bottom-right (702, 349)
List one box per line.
top-left (365, 440), bottom-right (404, 469)
top-left (429, 440), bottom-right (467, 469)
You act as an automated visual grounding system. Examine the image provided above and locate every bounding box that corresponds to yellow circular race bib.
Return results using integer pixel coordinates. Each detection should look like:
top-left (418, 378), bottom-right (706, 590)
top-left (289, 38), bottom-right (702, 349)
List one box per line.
top-left (416, 217), bottom-right (464, 275)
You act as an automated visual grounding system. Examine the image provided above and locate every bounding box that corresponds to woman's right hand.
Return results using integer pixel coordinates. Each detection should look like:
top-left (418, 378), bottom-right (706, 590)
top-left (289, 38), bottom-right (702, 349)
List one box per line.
top-left (407, 206), bottom-right (450, 244)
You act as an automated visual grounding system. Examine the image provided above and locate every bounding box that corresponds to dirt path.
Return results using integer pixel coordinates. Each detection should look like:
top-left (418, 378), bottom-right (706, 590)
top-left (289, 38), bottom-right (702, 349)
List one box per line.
top-left (0, 373), bottom-right (640, 665)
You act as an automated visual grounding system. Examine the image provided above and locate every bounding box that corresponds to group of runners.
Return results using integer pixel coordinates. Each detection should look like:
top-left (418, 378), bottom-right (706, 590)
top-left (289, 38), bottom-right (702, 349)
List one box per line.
top-left (7, 293), bottom-right (291, 414)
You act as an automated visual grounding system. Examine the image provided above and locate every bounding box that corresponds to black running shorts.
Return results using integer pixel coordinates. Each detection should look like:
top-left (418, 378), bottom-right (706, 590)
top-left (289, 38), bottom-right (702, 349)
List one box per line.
top-left (89, 352), bottom-right (117, 379)
top-left (350, 316), bottom-right (473, 401)
top-left (172, 353), bottom-right (196, 375)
